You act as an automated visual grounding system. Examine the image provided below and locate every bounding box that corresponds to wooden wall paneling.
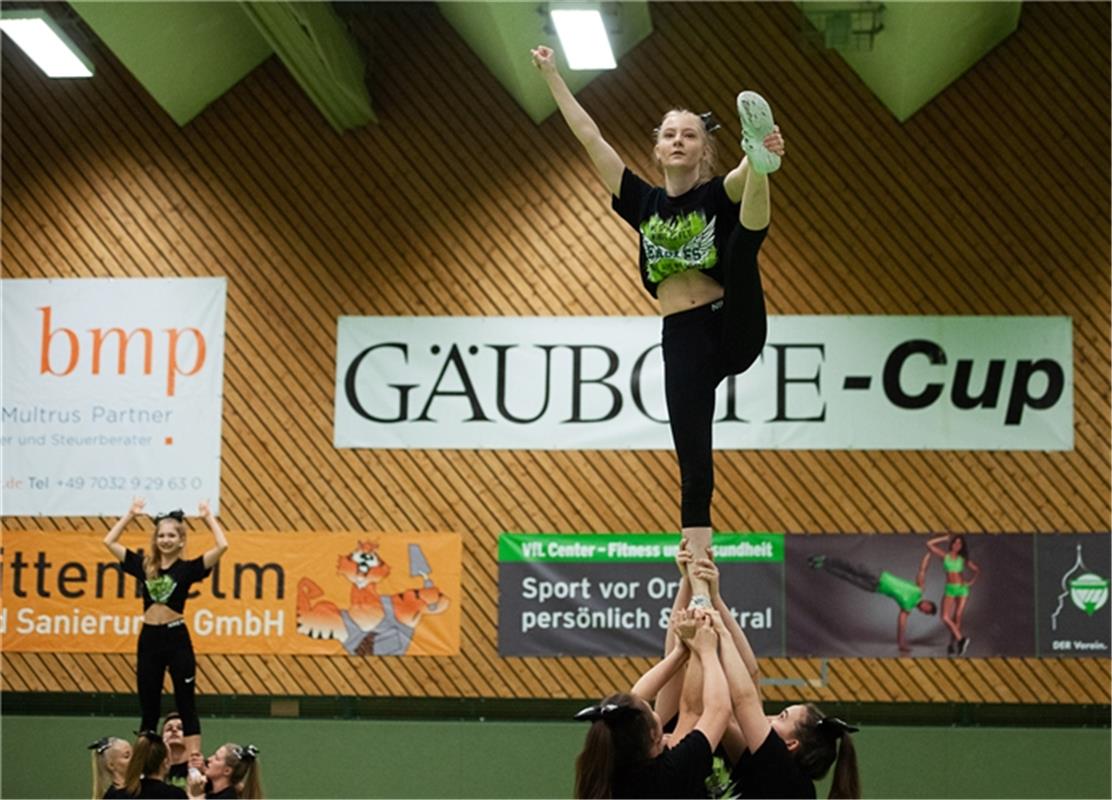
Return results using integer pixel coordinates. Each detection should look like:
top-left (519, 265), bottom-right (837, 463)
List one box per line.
top-left (967, 657), bottom-right (1021, 703)
top-left (1076, 659), bottom-right (1112, 701)
top-left (1019, 8), bottom-right (1111, 162)
top-left (939, 660), bottom-right (991, 703)
top-left (56, 64), bottom-right (360, 538)
top-left (0, 653), bottom-right (29, 692)
top-left (360, 55), bottom-right (583, 319)
top-left (62, 653), bottom-right (110, 694)
top-left (709, 6), bottom-right (944, 316)
top-left (256, 655), bottom-right (303, 697)
top-left (275, 656), bottom-right (324, 696)
top-left (837, 658), bottom-right (881, 702)
top-left (306, 654), bottom-right (359, 695)
top-left (288, 655), bottom-right (341, 696)
top-left (989, 658), bottom-right (1041, 704)
top-left (1059, 658), bottom-right (1110, 704)
top-left (203, 654), bottom-right (252, 695)
top-left (28, 653), bottom-right (72, 692)
top-left (1, 122), bottom-right (121, 284)
top-left (194, 655), bottom-right (235, 697)
top-left (857, 660), bottom-right (910, 703)
top-left (901, 659), bottom-right (949, 703)
top-left (97, 654), bottom-right (136, 692)
top-left (2, 3), bottom-right (1108, 704)
top-left (323, 656), bottom-right (385, 697)
top-left (1020, 658), bottom-right (1077, 704)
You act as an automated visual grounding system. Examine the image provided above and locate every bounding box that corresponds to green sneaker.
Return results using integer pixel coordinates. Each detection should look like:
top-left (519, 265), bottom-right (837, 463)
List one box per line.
top-left (736, 90), bottom-right (780, 175)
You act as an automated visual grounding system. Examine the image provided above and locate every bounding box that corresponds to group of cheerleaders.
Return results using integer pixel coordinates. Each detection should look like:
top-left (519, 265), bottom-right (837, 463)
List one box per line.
top-left (531, 44), bottom-right (862, 799)
top-left (93, 38), bottom-right (853, 800)
top-left (89, 501), bottom-right (263, 799)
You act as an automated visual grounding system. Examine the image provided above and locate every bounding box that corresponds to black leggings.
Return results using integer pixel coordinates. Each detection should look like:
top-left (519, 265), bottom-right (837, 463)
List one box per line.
top-left (663, 223), bottom-right (768, 529)
top-left (819, 556), bottom-right (881, 593)
top-left (136, 622), bottom-right (201, 736)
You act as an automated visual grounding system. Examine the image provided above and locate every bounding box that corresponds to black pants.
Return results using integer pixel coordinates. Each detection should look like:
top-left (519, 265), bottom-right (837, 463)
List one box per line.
top-left (662, 223), bottom-right (768, 529)
top-left (136, 622), bottom-right (201, 736)
top-left (819, 556), bottom-right (881, 593)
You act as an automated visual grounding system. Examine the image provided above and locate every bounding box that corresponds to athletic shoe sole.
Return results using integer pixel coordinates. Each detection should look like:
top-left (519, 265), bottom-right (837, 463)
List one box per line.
top-left (736, 90), bottom-right (781, 175)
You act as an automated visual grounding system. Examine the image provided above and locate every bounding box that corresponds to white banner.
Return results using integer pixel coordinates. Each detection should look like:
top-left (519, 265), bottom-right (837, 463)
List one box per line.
top-left (2, 278), bottom-right (227, 515)
top-left (334, 316), bottom-right (1072, 451)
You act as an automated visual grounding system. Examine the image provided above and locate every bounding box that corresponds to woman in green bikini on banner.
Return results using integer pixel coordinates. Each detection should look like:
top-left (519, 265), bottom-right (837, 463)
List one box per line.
top-left (926, 535), bottom-right (980, 655)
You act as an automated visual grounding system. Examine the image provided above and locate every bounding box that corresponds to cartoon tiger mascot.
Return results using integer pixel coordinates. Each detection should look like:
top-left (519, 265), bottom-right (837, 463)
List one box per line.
top-left (296, 540), bottom-right (449, 656)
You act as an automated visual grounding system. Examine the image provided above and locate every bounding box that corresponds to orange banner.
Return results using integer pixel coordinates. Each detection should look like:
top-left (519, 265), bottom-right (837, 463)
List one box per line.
top-left (0, 531), bottom-right (460, 656)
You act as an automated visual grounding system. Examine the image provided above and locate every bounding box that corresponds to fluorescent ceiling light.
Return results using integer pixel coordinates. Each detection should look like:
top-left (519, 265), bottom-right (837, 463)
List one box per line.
top-left (0, 10), bottom-right (93, 78)
top-left (550, 9), bottom-right (616, 71)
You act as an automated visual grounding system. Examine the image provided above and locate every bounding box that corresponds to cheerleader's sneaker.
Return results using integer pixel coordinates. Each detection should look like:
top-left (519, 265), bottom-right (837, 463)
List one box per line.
top-left (736, 90), bottom-right (781, 175)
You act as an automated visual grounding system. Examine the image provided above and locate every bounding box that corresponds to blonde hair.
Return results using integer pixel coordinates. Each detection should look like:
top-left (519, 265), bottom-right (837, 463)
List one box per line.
top-left (90, 737), bottom-right (126, 800)
top-left (654, 108), bottom-right (719, 183)
top-left (222, 742), bottom-right (264, 800)
top-left (145, 517), bottom-right (186, 580)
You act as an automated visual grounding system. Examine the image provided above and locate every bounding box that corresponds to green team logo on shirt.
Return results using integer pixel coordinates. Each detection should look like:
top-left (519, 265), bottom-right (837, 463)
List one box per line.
top-left (146, 574), bottom-right (177, 604)
top-left (640, 211), bottom-right (718, 283)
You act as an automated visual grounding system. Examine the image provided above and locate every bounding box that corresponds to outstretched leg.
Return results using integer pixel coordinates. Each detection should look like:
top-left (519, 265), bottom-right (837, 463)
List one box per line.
top-left (809, 554), bottom-right (880, 593)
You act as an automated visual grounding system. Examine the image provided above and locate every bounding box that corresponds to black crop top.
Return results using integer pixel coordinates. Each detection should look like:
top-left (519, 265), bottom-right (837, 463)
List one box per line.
top-left (612, 167), bottom-right (761, 298)
top-left (122, 550), bottom-right (212, 613)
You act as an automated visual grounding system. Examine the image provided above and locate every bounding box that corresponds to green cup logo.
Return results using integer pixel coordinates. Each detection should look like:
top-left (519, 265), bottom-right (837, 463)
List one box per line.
top-left (1069, 573), bottom-right (1109, 616)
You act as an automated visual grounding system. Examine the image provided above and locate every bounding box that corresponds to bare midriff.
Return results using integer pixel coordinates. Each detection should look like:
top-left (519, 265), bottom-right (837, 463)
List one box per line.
top-left (144, 605), bottom-right (185, 625)
top-left (657, 270), bottom-right (724, 317)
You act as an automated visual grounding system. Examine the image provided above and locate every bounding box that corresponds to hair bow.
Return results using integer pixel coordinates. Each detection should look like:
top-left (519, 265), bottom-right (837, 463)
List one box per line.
top-left (87, 737), bottom-right (112, 754)
top-left (817, 716), bottom-right (859, 737)
top-left (573, 702), bottom-right (638, 723)
top-left (134, 729), bottom-right (163, 744)
top-left (699, 112), bottom-right (721, 134)
top-left (231, 744), bottom-right (260, 762)
top-left (154, 510), bottom-right (185, 524)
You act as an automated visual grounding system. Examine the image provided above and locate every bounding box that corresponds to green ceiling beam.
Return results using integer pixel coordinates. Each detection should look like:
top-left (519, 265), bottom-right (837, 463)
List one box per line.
top-left (71, 1), bottom-right (272, 126)
top-left (438, 1), bottom-right (652, 124)
top-left (239, 1), bottom-right (375, 133)
top-left (801, 1), bottom-right (1022, 122)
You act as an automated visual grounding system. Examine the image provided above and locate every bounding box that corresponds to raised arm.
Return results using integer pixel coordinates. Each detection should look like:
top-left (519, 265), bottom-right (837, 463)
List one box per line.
top-left (104, 497), bottom-right (144, 561)
top-left (531, 45), bottom-right (625, 196)
top-left (656, 543), bottom-right (695, 722)
top-left (198, 500), bottom-right (229, 569)
top-left (631, 637), bottom-right (690, 702)
top-left (926, 535), bottom-right (949, 558)
top-left (916, 552), bottom-right (932, 587)
top-left (689, 617), bottom-right (731, 750)
top-left (693, 556), bottom-right (760, 685)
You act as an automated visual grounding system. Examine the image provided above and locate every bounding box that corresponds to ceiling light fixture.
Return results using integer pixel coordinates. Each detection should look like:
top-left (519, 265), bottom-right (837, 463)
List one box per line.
top-left (549, 7), bottom-right (616, 70)
top-left (0, 9), bottom-right (93, 78)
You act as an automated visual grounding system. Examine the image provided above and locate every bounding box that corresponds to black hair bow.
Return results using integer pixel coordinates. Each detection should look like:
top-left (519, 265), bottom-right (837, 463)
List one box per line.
top-left (573, 702), bottom-right (640, 723)
top-left (154, 510), bottom-right (185, 524)
top-left (817, 716), bottom-right (859, 737)
top-left (231, 744), bottom-right (260, 762)
top-left (87, 737), bottom-right (112, 754)
top-left (134, 729), bottom-right (162, 744)
top-left (699, 112), bottom-right (721, 134)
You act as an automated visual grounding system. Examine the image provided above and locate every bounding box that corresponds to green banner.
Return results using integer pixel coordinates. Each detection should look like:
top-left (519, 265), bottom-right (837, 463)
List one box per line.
top-left (498, 533), bottom-right (784, 563)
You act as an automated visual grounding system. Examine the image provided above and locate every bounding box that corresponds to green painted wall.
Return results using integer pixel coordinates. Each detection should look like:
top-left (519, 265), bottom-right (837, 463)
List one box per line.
top-left (2, 714), bottom-right (1109, 798)
top-left (71, 1), bottom-right (273, 126)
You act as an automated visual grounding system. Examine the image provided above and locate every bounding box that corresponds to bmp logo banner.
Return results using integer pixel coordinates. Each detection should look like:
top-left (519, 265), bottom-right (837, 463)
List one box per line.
top-left (2, 279), bottom-right (227, 516)
top-left (334, 316), bottom-right (1072, 450)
